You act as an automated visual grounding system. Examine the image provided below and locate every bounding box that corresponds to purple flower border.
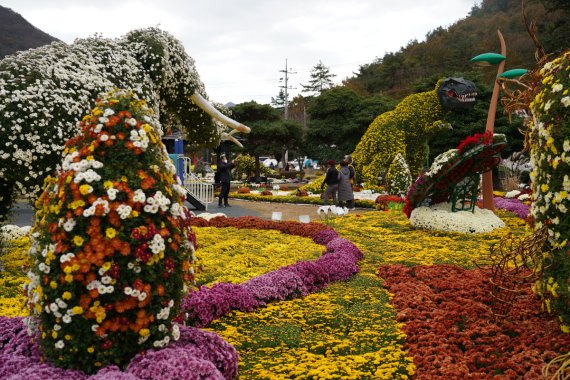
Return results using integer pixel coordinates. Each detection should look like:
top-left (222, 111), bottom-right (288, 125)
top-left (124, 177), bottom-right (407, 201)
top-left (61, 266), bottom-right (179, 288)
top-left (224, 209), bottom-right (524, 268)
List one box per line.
top-left (176, 227), bottom-right (363, 327)
top-left (0, 316), bottom-right (237, 380)
top-left (0, 222), bottom-right (362, 379)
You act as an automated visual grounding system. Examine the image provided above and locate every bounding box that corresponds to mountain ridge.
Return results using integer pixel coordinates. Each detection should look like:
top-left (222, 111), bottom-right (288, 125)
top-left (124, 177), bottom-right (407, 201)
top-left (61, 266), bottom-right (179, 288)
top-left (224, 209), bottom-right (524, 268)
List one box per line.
top-left (0, 5), bottom-right (59, 60)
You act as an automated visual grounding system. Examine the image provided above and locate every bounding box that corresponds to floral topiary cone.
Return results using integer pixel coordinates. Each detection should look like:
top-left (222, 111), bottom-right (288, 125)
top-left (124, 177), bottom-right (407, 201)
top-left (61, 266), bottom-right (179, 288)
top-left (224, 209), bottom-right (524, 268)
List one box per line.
top-left (529, 51), bottom-right (570, 333)
top-left (25, 89), bottom-right (197, 373)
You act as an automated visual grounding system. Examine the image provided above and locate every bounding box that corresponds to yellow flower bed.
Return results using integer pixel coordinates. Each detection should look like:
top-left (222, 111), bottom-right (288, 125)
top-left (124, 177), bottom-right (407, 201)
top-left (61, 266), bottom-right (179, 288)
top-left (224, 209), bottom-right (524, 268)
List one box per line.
top-left (333, 209), bottom-right (529, 271)
top-left (207, 275), bottom-right (415, 379)
top-left (0, 236), bottom-right (31, 317)
top-left (194, 227), bottom-right (324, 286)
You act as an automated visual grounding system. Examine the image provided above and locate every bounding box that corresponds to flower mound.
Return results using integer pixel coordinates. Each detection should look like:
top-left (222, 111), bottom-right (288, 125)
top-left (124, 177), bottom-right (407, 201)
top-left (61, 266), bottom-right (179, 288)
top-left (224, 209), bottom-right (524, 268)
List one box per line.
top-left (25, 90), bottom-right (197, 373)
top-left (0, 317), bottom-right (237, 379)
top-left (410, 202), bottom-right (505, 233)
top-left (378, 264), bottom-right (570, 378)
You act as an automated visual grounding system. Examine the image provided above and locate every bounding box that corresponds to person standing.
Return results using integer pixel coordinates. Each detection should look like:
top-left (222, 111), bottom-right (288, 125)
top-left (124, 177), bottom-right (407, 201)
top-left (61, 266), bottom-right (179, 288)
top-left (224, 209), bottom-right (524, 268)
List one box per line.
top-left (218, 154), bottom-right (235, 208)
top-left (321, 159), bottom-right (339, 206)
top-left (337, 159), bottom-right (355, 210)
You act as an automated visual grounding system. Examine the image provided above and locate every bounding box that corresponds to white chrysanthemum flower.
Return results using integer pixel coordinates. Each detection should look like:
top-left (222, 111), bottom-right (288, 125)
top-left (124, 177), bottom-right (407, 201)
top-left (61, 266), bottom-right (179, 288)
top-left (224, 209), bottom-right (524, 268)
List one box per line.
top-left (107, 188), bottom-right (119, 200)
top-left (172, 324), bottom-right (180, 341)
top-left (117, 204), bottom-right (133, 219)
top-left (133, 189), bottom-right (146, 203)
top-left (62, 219), bottom-right (76, 232)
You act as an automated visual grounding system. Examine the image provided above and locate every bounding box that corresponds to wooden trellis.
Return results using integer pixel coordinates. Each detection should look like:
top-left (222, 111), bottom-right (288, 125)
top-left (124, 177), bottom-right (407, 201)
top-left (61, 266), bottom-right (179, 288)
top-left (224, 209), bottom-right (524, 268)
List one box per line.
top-left (476, 225), bottom-right (549, 323)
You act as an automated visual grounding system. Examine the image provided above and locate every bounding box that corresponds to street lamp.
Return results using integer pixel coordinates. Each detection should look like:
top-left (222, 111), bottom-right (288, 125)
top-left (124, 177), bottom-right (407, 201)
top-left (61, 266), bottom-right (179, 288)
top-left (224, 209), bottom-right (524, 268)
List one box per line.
top-left (470, 29), bottom-right (506, 211)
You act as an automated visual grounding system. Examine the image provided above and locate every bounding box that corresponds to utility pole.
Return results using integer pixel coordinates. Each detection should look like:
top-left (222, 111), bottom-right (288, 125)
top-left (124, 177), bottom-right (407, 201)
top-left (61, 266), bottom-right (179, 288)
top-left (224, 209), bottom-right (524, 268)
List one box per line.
top-left (279, 58), bottom-right (296, 119)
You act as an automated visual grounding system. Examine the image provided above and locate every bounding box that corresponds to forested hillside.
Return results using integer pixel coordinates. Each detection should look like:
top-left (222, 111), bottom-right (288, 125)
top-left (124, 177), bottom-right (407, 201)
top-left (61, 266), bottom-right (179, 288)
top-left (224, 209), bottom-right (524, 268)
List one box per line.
top-left (344, 0), bottom-right (569, 99)
top-left (0, 6), bottom-right (59, 59)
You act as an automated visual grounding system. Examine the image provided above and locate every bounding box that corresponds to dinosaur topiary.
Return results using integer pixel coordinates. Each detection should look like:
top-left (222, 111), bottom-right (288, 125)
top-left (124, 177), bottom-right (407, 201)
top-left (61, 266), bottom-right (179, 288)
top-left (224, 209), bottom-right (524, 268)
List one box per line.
top-left (0, 27), bottom-right (249, 222)
top-left (352, 78), bottom-right (477, 186)
top-left (25, 89), bottom-right (200, 373)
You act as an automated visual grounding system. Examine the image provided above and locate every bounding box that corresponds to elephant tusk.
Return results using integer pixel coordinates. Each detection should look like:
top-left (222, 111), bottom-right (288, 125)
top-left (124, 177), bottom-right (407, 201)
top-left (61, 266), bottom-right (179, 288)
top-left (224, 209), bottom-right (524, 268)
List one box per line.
top-left (190, 92), bottom-right (250, 134)
top-left (221, 132), bottom-right (243, 148)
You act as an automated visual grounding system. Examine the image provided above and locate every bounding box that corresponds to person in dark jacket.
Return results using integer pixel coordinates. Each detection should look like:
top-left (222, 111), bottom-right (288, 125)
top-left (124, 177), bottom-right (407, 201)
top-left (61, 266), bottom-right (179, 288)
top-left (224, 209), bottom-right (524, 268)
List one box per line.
top-left (218, 155), bottom-right (235, 207)
top-left (321, 159), bottom-right (339, 206)
top-left (338, 159), bottom-right (355, 209)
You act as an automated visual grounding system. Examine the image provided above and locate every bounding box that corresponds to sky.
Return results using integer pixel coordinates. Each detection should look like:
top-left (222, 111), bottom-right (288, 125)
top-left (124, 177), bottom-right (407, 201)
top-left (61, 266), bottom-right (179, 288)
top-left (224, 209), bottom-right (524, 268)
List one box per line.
top-left (2, 0), bottom-right (480, 106)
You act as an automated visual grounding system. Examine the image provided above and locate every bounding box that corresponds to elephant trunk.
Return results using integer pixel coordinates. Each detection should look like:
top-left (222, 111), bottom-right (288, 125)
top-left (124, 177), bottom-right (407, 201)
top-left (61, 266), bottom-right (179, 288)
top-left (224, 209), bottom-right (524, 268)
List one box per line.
top-left (190, 92), bottom-right (250, 134)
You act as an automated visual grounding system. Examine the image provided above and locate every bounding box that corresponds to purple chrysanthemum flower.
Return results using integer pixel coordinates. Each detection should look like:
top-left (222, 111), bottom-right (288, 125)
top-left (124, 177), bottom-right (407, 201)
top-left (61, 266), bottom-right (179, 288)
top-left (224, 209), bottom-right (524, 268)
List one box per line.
top-left (312, 228), bottom-right (339, 245)
top-left (243, 269), bottom-right (309, 304)
top-left (493, 197), bottom-right (530, 219)
top-left (325, 237), bottom-right (363, 260)
top-left (178, 283), bottom-right (259, 327)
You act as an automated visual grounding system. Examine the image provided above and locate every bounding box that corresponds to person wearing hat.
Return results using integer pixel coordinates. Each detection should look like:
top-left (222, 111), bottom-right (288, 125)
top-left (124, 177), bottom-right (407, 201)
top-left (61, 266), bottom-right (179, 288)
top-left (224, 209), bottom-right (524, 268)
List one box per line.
top-left (321, 159), bottom-right (339, 206)
top-left (218, 154), bottom-right (235, 208)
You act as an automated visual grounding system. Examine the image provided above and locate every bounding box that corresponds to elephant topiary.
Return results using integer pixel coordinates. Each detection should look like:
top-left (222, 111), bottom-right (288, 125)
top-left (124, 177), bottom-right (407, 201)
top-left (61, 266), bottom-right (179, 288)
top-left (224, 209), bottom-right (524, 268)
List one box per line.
top-left (0, 27), bottom-right (249, 221)
top-left (352, 77), bottom-right (477, 186)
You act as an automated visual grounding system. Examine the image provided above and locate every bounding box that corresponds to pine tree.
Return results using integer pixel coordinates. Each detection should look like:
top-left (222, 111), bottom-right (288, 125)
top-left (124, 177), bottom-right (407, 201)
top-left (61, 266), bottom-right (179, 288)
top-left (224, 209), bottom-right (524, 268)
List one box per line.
top-left (271, 88), bottom-right (287, 109)
top-left (301, 60), bottom-right (336, 94)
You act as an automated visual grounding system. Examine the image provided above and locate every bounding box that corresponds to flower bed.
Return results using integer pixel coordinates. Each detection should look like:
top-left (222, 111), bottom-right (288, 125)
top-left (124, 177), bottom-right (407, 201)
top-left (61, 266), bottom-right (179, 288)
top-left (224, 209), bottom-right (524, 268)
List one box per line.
top-left (377, 264), bottom-right (570, 378)
top-left (0, 216), bottom-right (363, 378)
top-left (176, 217), bottom-right (363, 328)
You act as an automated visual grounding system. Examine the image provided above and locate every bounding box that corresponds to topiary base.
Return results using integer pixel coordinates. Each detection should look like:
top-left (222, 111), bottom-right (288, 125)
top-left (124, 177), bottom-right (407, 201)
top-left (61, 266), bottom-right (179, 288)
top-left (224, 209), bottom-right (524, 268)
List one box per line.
top-left (410, 202), bottom-right (505, 234)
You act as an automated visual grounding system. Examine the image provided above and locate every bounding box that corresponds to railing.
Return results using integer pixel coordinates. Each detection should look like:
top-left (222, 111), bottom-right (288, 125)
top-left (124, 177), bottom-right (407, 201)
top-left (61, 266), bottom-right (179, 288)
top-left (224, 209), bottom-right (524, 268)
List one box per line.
top-left (180, 157), bottom-right (214, 210)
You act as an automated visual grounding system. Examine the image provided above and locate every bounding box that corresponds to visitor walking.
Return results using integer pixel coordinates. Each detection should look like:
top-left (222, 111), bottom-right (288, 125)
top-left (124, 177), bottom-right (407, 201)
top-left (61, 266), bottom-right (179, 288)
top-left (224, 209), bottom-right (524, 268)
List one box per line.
top-left (218, 155), bottom-right (235, 208)
top-left (321, 159), bottom-right (339, 206)
top-left (338, 159), bottom-right (355, 210)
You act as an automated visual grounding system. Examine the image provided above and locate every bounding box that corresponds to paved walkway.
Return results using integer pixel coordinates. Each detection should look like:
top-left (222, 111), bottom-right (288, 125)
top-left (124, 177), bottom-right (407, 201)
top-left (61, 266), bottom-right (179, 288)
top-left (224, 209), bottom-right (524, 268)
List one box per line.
top-left (7, 199), bottom-right (261, 227)
top-left (8, 197), bottom-right (368, 227)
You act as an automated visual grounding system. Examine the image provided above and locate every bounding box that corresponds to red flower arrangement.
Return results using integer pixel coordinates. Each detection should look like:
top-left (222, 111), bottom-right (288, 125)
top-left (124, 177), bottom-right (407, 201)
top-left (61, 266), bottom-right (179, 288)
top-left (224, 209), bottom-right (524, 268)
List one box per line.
top-left (404, 132), bottom-right (507, 218)
top-left (375, 194), bottom-right (405, 211)
top-left (457, 130), bottom-right (493, 154)
top-left (190, 215), bottom-right (330, 238)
